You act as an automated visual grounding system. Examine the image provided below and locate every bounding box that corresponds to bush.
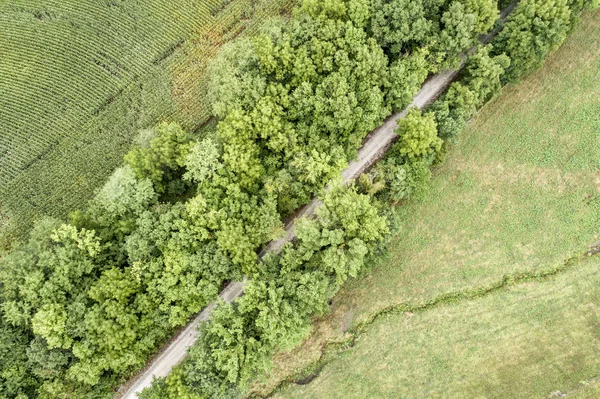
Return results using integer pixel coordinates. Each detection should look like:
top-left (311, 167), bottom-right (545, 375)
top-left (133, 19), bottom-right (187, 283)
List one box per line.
top-left (378, 159), bottom-right (432, 202)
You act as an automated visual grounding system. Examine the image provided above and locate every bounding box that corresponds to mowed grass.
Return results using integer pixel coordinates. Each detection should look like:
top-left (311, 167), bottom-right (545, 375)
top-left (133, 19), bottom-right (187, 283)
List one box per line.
top-left (569, 380), bottom-right (600, 398)
top-left (248, 9), bottom-right (600, 397)
top-left (279, 255), bottom-right (600, 399)
top-left (0, 0), bottom-right (293, 246)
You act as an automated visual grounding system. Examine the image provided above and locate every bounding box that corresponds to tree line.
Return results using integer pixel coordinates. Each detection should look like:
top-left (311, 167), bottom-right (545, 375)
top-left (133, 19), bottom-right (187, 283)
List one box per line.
top-left (1, 0), bottom-right (597, 397)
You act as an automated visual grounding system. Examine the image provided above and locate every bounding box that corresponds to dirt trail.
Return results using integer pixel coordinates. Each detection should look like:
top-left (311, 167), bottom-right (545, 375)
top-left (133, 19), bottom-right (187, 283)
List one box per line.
top-left (119, 66), bottom-right (459, 399)
top-left (119, 5), bottom-right (522, 394)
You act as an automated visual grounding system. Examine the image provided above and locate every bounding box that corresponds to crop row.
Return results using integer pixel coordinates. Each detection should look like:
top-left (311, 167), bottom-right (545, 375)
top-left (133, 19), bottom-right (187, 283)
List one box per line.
top-left (0, 0), bottom-right (294, 243)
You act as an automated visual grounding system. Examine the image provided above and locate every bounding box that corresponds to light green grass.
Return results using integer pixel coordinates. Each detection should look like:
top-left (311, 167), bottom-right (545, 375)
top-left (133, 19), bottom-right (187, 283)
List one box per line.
top-left (569, 380), bottom-right (600, 398)
top-left (278, 255), bottom-right (600, 399)
top-left (248, 9), bottom-right (600, 397)
top-left (0, 0), bottom-right (293, 247)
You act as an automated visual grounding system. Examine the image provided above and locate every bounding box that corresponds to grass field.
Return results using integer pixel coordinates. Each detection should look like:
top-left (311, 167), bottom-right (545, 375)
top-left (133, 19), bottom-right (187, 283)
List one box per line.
top-left (0, 0), bottom-right (294, 247)
top-left (278, 255), bottom-right (600, 399)
top-left (248, 9), bottom-right (600, 397)
top-left (570, 380), bottom-right (600, 398)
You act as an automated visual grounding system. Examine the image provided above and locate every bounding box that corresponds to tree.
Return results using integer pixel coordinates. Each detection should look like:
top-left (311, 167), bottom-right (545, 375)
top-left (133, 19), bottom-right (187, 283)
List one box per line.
top-left (194, 302), bottom-right (265, 388)
top-left (0, 221), bottom-right (115, 390)
top-left (566, 0), bottom-right (600, 26)
top-left (139, 370), bottom-right (203, 399)
top-left (293, 182), bottom-right (389, 285)
top-left (394, 108), bottom-right (442, 162)
top-left (427, 79), bottom-right (479, 142)
top-left (0, 322), bottom-right (38, 399)
top-left (1, 222), bottom-right (101, 330)
top-left (461, 45), bottom-right (510, 107)
top-left (148, 244), bottom-right (238, 327)
top-left (178, 182), bottom-right (388, 397)
top-left (186, 183), bottom-right (282, 274)
top-left (425, 44), bottom-right (509, 144)
top-left (459, 0), bottom-right (498, 33)
top-left (370, 0), bottom-right (432, 56)
top-left (215, 108), bottom-right (268, 190)
top-left (124, 122), bottom-right (192, 196)
top-left (385, 50), bottom-right (430, 110)
top-left (70, 266), bottom-right (144, 385)
top-left (72, 165), bottom-right (157, 250)
top-left (31, 304), bottom-right (71, 350)
top-left (25, 337), bottom-right (70, 381)
top-left (183, 137), bottom-right (222, 184)
top-left (178, 258), bottom-right (331, 397)
top-left (430, 1), bottom-right (477, 69)
top-left (493, 0), bottom-right (571, 82)
top-left (298, 0), bottom-right (349, 20)
top-left (88, 165), bottom-right (156, 223)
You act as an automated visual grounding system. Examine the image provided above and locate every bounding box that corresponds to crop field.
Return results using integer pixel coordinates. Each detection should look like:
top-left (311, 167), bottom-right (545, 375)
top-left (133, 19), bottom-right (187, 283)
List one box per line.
top-left (249, 9), bottom-right (600, 397)
top-left (0, 0), bottom-right (294, 247)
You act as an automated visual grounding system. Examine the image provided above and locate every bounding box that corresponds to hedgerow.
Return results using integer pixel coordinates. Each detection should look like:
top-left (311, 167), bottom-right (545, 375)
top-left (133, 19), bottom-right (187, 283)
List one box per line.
top-left (2, 0), bottom-right (597, 397)
top-left (141, 0), bottom-right (597, 397)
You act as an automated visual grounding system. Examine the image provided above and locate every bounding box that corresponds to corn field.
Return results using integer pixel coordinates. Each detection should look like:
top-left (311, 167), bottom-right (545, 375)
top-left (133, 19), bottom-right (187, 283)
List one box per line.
top-left (0, 0), bottom-right (295, 245)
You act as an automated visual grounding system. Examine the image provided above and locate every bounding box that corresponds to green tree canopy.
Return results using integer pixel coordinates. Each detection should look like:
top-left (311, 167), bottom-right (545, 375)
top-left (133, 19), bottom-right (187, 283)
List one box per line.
top-left (493, 0), bottom-right (571, 82)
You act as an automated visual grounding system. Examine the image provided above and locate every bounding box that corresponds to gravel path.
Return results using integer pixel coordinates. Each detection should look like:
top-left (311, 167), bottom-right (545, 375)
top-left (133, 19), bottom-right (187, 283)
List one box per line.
top-left (119, 65), bottom-right (460, 398)
top-left (120, 5), bottom-right (524, 394)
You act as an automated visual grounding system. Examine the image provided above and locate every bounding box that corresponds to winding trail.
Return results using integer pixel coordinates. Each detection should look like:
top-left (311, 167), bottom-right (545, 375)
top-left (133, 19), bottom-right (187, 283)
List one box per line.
top-left (120, 5), bottom-right (518, 395)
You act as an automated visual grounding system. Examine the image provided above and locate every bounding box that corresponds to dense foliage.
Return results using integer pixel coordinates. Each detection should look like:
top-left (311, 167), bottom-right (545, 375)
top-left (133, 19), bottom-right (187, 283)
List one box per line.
top-left (139, 183), bottom-right (389, 399)
top-left (3, 0), bottom-right (597, 397)
top-left (492, 0), bottom-right (598, 82)
top-left (138, 43), bottom-right (510, 398)
top-left (141, 0), bottom-right (599, 395)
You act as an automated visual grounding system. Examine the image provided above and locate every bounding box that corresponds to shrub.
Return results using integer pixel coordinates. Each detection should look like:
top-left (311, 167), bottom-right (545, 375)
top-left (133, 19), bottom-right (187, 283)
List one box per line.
top-left (378, 159), bottom-right (432, 202)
